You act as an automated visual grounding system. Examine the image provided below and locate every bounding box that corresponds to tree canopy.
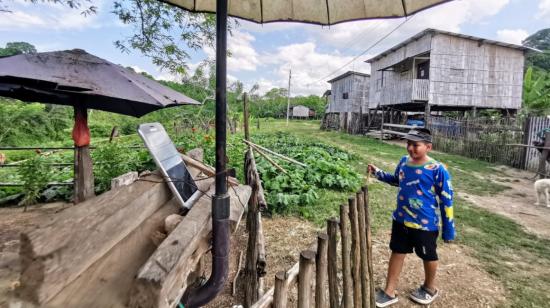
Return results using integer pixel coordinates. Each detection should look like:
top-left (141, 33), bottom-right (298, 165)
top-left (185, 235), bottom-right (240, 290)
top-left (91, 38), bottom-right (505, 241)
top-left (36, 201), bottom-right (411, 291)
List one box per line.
top-left (523, 28), bottom-right (550, 71)
top-left (0, 42), bottom-right (37, 57)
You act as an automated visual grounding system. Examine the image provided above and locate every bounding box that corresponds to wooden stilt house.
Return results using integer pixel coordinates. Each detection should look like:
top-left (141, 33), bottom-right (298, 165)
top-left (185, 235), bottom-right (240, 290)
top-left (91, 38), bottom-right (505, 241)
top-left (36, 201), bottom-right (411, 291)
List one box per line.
top-left (322, 71), bottom-right (370, 133)
top-left (366, 28), bottom-right (531, 125)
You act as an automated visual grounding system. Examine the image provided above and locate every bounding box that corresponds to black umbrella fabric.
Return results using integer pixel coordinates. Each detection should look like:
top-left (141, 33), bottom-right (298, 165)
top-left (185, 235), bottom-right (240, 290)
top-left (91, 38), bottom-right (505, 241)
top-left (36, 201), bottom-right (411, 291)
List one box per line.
top-left (0, 49), bottom-right (200, 117)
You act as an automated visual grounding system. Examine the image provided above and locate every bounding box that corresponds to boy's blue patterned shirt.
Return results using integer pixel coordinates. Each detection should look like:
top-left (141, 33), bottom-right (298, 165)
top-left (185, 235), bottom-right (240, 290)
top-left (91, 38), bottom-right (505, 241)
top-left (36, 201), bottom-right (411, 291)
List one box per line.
top-left (375, 155), bottom-right (455, 241)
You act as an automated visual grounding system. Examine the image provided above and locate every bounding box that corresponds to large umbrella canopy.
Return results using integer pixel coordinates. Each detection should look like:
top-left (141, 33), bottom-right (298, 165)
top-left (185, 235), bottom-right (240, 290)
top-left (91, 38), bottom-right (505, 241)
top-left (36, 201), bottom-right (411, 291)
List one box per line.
top-left (0, 49), bottom-right (200, 117)
top-left (161, 0), bottom-right (451, 25)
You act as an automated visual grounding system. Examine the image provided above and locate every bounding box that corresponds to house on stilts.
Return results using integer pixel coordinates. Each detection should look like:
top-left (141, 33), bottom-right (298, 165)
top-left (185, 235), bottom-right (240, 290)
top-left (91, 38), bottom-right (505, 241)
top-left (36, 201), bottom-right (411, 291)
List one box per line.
top-left (321, 71), bottom-right (370, 133)
top-left (366, 28), bottom-right (530, 130)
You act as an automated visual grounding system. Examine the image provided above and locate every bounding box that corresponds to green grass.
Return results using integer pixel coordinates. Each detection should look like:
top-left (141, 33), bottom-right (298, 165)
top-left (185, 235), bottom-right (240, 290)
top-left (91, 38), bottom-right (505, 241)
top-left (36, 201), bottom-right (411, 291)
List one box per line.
top-left (255, 119), bottom-right (550, 307)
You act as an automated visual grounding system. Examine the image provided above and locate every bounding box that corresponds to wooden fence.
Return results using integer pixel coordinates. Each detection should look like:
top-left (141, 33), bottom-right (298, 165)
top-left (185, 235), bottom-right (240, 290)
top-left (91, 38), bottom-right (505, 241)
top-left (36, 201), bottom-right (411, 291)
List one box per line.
top-left (250, 186), bottom-right (375, 308)
top-left (522, 116), bottom-right (550, 173)
top-left (429, 117), bottom-right (526, 169)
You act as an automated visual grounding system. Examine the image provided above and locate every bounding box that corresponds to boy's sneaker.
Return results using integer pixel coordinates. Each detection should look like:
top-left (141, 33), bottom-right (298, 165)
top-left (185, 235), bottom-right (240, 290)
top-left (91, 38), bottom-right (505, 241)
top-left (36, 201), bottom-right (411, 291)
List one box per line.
top-left (410, 285), bottom-right (439, 305)
top-left (375, 290), bottom-right (398, 307)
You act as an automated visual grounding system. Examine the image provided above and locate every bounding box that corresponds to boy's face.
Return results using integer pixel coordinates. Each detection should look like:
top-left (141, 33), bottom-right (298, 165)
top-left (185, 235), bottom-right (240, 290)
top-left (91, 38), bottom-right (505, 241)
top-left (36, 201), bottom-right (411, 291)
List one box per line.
top-left (406, 140), bottom-right (432, 160)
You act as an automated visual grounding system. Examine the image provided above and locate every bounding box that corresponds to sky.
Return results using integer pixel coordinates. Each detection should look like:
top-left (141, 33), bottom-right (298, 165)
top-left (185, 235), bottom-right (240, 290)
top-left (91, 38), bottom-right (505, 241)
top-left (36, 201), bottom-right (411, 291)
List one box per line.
top-left (0, 0), bottom-right (549, 97)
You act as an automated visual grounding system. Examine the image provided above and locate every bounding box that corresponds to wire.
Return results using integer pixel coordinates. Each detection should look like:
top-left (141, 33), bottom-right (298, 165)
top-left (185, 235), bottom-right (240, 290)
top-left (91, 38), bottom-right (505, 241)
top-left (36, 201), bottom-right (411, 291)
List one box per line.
top-left (308, 14), bottom-right (416, 87)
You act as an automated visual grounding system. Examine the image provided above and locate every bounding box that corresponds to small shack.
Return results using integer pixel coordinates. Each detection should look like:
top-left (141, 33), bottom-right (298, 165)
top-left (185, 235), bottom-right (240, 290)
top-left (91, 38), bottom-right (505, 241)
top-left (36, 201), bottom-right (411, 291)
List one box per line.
top-left (291, 105), bottom-right (311, 119)
top-left (366, 28), bottom-right (530, 122)
top-left (321, 71), bottom-right (370, 133)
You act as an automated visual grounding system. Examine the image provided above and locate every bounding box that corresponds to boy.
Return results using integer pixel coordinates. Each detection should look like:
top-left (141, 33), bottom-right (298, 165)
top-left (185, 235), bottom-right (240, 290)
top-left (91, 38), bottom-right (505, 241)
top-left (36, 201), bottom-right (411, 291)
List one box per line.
top-left (367, 128), bottom-right (455, 307)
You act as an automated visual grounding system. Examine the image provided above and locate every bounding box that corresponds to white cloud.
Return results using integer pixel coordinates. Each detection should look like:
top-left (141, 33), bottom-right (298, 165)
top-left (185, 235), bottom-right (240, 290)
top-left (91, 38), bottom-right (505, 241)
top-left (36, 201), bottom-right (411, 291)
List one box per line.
top-left (537, 0), bottom-right (550, 19)
top-left (0, 1), bottom-right (103, 31)
top-left (204, 29), bottom-right (260, 72)
top-left (260, 42), bottom-right (371, 96)
top-left (496, 29), bottom-right (529, 45)
top-left (312, 0), bottom-right (510, 51)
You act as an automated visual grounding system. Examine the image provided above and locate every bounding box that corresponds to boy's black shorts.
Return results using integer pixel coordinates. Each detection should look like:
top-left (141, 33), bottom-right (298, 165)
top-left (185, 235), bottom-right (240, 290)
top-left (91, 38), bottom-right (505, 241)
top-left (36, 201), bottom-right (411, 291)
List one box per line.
top-left (390, 220), bottom-right (439, 261)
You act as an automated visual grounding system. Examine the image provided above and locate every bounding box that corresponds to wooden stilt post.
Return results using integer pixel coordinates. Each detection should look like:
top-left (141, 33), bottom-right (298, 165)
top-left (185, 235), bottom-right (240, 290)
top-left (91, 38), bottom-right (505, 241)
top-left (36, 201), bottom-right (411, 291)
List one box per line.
top-left (424, 103), bottom-right (431, 129)
top-left (340, 204), bottom-right (353, 308)
top-left (327, 218), bottom-right (340, 308)
top-left (348, 197), bottom-right (362, 308)
top-left (298, 250), bottom-right (315, 308)
top-left (316, 233), bottom-right (328, 308)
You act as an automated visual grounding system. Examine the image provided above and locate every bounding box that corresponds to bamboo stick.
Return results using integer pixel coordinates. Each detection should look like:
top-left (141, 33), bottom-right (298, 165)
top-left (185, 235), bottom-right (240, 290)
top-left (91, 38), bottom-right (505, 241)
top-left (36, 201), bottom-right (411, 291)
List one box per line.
top-left (298, 250), bottom-right (316, 308)
top-left (356, 192), bottom-right (369, 308)
top-left (340, 204), bottom-right (353, 308)
top-left (327, 218), bottom-right (340, 308)
top-left (243, 139), bottom-right (307, 167)
top-left (232, 251), bottom-right (244, 296)
top-left (316, 233), bottom-right (328, 308)
top-left (249, 143), bottom-right (288, 174)
top-left (348, 197), bottom-right (362, 308)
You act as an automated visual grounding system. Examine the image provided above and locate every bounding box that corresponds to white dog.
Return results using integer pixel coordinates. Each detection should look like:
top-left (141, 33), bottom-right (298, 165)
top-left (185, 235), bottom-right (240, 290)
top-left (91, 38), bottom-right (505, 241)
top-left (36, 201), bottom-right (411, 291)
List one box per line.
top-left (535, 179), bottom-right (550, 207)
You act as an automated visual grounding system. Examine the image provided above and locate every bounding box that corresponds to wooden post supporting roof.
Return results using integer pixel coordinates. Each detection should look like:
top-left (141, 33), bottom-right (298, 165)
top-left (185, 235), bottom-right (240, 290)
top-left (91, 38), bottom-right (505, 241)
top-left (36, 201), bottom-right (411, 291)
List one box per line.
top-left (73, 105), bottom-right (94, 204)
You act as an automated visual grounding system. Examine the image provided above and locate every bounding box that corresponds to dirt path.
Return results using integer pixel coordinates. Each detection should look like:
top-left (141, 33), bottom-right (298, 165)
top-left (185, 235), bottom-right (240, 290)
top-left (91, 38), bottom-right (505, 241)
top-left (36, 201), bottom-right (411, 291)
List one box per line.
top-left (460, 165), bottom-right (550, 239)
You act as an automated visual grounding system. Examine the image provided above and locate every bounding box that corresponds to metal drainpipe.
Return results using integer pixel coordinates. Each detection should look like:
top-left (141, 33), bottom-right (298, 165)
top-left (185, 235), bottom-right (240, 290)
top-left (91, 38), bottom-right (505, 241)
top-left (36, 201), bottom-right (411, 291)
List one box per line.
top-left (181, 0), bottom-right (229, 307)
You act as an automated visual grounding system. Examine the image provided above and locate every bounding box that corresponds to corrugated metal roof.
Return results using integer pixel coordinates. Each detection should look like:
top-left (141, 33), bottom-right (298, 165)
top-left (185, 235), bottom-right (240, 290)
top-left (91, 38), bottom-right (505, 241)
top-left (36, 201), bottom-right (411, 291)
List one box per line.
top-left (366, 28), bottom-right (536, 63)
top-left (327, 71), bottom-right (370, 83)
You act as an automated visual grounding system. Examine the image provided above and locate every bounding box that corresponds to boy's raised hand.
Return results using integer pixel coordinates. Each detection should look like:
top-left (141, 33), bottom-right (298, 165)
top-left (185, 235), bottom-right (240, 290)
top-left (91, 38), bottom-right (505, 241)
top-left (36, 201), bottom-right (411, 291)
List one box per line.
top-left (367, 164), bottom-right (378, 174)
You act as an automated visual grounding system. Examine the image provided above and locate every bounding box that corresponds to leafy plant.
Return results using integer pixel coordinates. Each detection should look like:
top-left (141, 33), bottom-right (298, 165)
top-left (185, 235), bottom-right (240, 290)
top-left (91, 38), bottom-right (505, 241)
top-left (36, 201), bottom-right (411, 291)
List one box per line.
top-left (17, 154), bottom-right (51, 210)
top-left (92, 141), bottom-right (153, 192)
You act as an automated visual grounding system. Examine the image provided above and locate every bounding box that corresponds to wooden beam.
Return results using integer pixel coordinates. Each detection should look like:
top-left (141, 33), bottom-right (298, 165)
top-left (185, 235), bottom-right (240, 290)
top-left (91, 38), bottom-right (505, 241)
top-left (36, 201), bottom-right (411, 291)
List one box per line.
top-left (17, 173), bottom-right (172, 305)
top-left (128, 184), bottom-right (251, 308)
top-left (45, 198), bottom-right (180, 307)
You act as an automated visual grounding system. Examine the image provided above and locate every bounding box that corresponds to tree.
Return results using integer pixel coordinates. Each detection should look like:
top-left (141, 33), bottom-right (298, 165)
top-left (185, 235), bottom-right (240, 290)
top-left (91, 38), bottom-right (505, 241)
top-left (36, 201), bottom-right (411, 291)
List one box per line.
top-left (524, 28), bottom-right (550, 51)
top-left (523, 67), bottom-right (550, 115)
top-left (523, 28), bottom-right (550, 71)
top-left (0, 42), bottom-right (37, 57)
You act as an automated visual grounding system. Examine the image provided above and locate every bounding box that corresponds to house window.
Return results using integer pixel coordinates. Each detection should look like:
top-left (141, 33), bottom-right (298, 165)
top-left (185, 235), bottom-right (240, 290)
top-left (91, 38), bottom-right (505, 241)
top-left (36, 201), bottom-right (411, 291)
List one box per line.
top-left (343, 92), bottom-right (349, 99)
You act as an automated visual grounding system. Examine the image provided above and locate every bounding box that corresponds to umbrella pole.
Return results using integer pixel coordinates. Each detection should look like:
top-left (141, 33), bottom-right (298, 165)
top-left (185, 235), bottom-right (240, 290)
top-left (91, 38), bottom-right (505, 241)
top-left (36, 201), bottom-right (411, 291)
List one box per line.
top-left (73, 105), bottom-right (95, 204)
top-left (182, 0), bottom-right (229, 306)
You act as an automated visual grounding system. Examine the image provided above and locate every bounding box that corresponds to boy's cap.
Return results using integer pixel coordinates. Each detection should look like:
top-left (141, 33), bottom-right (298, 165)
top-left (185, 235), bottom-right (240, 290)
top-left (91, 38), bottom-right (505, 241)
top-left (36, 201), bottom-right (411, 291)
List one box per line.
top-left (403, 128), bottom-right (432, 143)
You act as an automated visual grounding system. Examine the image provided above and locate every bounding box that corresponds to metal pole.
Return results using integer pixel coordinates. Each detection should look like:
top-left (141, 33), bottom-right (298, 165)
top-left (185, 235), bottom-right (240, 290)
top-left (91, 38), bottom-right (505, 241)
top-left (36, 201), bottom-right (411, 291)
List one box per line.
top-left (182, 0), bottom-right (229, 306)
top-left (286, 68), bottom-right (291, 126)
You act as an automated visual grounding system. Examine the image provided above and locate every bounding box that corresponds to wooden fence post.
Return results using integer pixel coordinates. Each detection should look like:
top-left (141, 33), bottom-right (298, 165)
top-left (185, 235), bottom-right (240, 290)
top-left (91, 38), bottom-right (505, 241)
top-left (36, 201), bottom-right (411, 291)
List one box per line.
top-left (356, 192), bottom-right (369, 308)
top-left (298, 250), bottom-right (316, 308)
top-left (244, 149), bottom-right (261, 306)
top-left (327, 218), bottom-right (340, 308)
top-left (316, 233), bottom-right (328, 308)
top-left (537, 132), bottom-right (550, 178)
top-left (244, 92), bottom-right (250, 141)
top-left (363, 186), bottom-right (376, 308)
top-left (273, 271), bottom-right (288, 308)
top-left (340, 204), bottom-right (353, 308)
top-left (348, 197), bottom-right (362, 308)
